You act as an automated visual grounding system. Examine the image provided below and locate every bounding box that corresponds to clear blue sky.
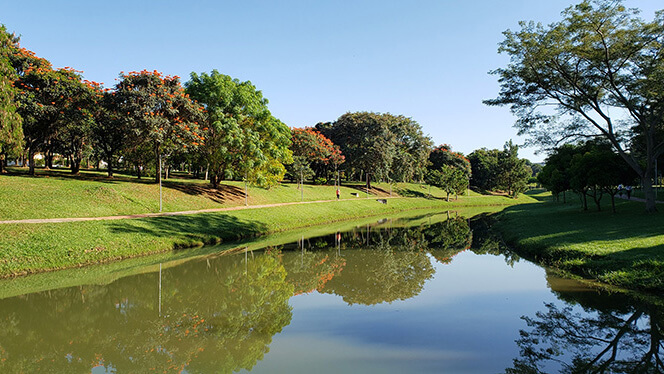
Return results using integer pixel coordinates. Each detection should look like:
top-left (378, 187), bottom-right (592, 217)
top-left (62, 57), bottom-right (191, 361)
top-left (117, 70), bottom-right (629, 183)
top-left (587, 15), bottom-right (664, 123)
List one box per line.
top-left (2, 0), bottom-right (660, 162)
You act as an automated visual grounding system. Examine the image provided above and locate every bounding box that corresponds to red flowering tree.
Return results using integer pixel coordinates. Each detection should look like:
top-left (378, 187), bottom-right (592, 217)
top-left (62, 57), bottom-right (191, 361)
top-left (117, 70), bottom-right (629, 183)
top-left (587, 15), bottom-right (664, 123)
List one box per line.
top-left (114, 70), bottom-right (204, 183)
top-left (289, 127), bottom-right (344, 185)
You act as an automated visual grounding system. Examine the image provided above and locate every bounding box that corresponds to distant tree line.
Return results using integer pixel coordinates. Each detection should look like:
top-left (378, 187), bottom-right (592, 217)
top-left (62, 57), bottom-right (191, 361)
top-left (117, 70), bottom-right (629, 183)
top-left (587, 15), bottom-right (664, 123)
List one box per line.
top-left (1, 24), bottom-right (534, 196)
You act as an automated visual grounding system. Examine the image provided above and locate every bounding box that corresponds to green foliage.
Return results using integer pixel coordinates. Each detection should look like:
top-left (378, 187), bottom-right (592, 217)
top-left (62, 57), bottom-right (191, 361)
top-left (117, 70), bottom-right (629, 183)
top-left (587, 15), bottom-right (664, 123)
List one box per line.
top-left (486, 0), bottom-right (664, 211)
top-left (496, 140), bottom-right (530, 198)
top-left (426, 164), bottom-right (468, 201)
top-left (289, 127), bottom-right (343, 183)
top-left (0, 25), bottom-right (22, 171)
top-left (185, 70), bottom-right (292, 188)
top-left (319, 112), bottom-right (431, 185)
top-left (467, 148), bottom-right (501, 191)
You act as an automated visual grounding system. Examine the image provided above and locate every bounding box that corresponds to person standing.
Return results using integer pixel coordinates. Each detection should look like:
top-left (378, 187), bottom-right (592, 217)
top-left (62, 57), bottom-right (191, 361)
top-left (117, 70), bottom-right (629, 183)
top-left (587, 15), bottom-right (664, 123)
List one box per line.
top-left (336, 188), bottom-right (340, 200)
top-left (626, 185), bottom-right (632, 199)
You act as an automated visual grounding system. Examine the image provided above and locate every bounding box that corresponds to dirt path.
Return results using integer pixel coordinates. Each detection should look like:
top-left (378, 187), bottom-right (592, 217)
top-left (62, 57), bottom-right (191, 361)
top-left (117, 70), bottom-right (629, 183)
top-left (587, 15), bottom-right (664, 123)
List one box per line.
top-left (0, 197), bottom-right (402, 224)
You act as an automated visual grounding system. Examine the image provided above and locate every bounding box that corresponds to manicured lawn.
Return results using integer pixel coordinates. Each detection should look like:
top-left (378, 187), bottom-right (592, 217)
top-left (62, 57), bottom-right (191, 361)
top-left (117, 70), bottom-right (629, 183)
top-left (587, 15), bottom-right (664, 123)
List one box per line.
top-left (0, 166), bottom-right (517, 220)
top-left (494, 189), bottom-right (664, 293)
top-left (0, 176), bottom-right (533, 278)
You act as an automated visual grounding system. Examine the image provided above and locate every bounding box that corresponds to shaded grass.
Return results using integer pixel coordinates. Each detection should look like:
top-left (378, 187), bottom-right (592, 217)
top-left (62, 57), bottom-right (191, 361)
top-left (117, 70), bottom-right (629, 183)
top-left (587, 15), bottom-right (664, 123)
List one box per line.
top-left (493, 189), bottom-right (664, 293)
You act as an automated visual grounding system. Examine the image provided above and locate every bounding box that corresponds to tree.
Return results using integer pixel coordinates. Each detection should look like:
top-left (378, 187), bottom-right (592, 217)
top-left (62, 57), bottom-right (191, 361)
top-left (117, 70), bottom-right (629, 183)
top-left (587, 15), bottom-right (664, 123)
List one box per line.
top-left (486, 0), bottom-right (664, 212)
top-left (389, 117), bottom-right (433, 182)
top-left (324, 112), bottom-right (396, 189)
top-left (468, 148), bottom-right (501, 191)
top-left (0, 25), bottom-right (22, 173)
top-left (538, 144), bottom-right (577, 202)
top-left (10, 47), bottom-right (99, 174)
top-left (496, 140), bottom-right (531, 198)
top-left (289, 127), bottom-right (344, 185)
top-left (428, 145), bottom-right (471, 180)
top-left (114, 70), bottom-right (205, 183)
top-left (185, 70), bottom-right (292, 188)
top-left (427, 164), bottom-right (468, 201)
top-left (91, 90), bottom-right (131, 177)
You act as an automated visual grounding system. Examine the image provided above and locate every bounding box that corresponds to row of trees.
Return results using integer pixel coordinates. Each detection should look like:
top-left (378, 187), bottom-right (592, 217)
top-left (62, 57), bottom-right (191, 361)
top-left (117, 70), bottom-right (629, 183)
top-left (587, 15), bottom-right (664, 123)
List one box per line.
top-left (1, 24), bottom-right (531, 196)
top-left (538, 140), bottom-right (636, 212)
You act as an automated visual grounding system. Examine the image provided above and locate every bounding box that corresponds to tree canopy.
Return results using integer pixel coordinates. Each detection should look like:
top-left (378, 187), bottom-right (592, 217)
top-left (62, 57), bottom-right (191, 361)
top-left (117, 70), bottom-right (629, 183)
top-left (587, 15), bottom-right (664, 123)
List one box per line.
top-left (485, 0), bottom-right (664, 211)
top-left (185, 70), bottom-right (292, 188)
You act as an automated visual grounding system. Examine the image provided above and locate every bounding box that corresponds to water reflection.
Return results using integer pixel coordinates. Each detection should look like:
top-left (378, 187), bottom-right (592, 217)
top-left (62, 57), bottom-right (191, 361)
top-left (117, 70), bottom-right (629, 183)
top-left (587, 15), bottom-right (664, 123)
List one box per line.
top-left (0, 212), bottom-right (661, 373)
top-left (0, 252), bottom-right (293, 373)
top-left (505, 272), bottom-right (664, 374)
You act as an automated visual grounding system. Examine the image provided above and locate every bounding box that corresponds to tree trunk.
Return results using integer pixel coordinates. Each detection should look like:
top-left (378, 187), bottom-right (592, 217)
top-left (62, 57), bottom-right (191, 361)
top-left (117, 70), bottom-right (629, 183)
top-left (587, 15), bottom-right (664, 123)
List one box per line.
top-left (610, 193), bottom-right (616, 213)
top-left (642, 176), bottom-right (657, 212)
top-left (0, 150), bottom-right (5, 174)
top-left (107, 161), bottom-right (114, 177)
top-left (136, 163), bottom-right (142, 179)
top-left (71, 150), bottom-right (82, 175)
top-left (28, 148), bottom-right (35, 175)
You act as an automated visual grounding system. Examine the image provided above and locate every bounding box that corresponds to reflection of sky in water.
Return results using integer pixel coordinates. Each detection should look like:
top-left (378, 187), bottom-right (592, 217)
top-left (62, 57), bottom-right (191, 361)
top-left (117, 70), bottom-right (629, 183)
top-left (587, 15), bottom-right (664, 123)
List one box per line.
top-left (246, 251), bottom-right (562, 374)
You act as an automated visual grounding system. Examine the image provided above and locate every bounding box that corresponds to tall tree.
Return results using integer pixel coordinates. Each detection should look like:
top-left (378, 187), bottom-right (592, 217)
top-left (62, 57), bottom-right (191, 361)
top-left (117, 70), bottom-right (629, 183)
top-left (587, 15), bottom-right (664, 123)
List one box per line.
top-left (467, 148), bottom-right (501, 191)
top-left (289, 127), bottom-right (344, 184)
top-left (0, 25), bottom-right (22, 173)
top-left (322, 112), bottom-right (397, 189)
top-left (185, 70), bottom-right (292, 188)
top-left (115, 70), bottom-right (205, 183)
top-left (497, 141), bottom-right (531, 198)
top-left (485, 0), bottom-right (664, 212)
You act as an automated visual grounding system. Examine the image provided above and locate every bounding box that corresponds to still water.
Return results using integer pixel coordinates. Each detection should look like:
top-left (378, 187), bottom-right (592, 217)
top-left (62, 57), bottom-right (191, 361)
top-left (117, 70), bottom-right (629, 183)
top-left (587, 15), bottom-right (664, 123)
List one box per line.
top-left (0, 212), bottom-right (661, 373)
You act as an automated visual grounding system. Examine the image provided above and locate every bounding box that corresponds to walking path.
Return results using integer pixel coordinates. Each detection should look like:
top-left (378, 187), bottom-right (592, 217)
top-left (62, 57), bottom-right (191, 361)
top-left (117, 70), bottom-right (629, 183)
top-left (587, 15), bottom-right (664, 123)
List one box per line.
top-left (615, 194), bottom-right (664, 204)
top-left (0, 197), bottom-right (402, 224)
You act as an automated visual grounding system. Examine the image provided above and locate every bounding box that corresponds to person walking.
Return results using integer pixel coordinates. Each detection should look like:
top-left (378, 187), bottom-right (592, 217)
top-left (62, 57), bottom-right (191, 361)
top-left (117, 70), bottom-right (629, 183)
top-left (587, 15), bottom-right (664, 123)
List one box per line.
top-left (336, 188), bottom-right (340, 200)
top-left (626, 185), bottom-right (632, 199)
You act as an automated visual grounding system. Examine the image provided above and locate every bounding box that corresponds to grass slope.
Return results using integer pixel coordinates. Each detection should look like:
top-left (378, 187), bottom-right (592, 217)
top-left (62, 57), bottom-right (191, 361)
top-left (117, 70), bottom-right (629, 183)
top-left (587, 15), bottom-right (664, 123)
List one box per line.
top-left (0, 175), bottom-right (531, 278)
top-left (1, 167), bottom-right (491, 220)
top-left (494, 189), bottom-right (664, 294)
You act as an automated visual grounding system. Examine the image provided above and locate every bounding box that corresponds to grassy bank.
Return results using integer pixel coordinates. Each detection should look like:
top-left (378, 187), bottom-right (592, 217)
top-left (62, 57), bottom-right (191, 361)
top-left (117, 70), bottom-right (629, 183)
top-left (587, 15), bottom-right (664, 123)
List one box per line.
top-left (1, 167), bottom-right (493, 220)
top-left (0, 191), bottom-right (532, 277)
top-left (493, 190), bottom-right (664, 294)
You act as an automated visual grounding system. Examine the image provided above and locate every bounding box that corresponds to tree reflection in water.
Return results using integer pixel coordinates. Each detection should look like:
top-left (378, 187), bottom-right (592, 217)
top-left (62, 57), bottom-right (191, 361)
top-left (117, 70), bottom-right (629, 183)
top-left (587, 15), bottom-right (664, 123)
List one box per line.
top-left (0, 213), bottom-right (475, 372)
top-left (506, 273), bottom-right (664, 374)
top-left (0, 252), bottom-right (294, 373)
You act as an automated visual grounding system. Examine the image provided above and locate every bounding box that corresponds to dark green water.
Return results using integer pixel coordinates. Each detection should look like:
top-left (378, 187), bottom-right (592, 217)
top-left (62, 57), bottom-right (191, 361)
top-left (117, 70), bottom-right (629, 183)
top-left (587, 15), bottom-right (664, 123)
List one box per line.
top-left (0, 212), bottom-right (661, 373)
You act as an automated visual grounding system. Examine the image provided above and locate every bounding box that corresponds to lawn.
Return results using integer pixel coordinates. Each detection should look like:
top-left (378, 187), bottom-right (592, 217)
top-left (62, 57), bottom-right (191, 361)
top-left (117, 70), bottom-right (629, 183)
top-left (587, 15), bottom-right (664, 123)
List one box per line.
top-left (494, 189), bottom-right (664, 293)
top-left (0, 167), bottom-right (534, 277)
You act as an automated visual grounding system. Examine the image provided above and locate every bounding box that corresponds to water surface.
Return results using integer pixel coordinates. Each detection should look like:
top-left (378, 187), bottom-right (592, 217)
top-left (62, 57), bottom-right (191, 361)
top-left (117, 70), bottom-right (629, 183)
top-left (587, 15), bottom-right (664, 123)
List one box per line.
top-left (0, 212), bottom-right (661, 373)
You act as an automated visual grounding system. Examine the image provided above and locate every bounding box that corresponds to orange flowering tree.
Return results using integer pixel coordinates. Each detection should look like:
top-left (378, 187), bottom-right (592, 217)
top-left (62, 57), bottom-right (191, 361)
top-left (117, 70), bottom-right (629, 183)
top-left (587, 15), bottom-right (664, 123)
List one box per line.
top-left (114, 70), bottom-right (205, 183)
top-left (10, 45), bottom-right (101, 174)
top-left (289, 127), bottom-right (344, 185)
top-left (185, 70), bottom-right (292, 188)
top-left (0, 26), bottom-right (22, 173)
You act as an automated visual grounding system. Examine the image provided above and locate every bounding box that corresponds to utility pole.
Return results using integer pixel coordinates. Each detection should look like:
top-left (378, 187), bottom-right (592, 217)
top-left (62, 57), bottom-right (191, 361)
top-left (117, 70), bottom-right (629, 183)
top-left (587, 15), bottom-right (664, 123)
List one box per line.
top-left (159, 153), bottom-right (162, 212)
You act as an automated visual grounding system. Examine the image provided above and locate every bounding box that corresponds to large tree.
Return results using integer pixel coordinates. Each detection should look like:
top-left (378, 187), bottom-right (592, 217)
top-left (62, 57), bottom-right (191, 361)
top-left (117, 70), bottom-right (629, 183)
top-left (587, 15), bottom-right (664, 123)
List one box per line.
top-left (289, 127), bottom-right (344, 185)
top-left (185, 70), bottom-right (292, 188)
top-left (0, 25), bottom-right (22, 173)
top-left (114, 70), bottom-right (205, 183)
top-left (485, 0), bottom-right (664, 212)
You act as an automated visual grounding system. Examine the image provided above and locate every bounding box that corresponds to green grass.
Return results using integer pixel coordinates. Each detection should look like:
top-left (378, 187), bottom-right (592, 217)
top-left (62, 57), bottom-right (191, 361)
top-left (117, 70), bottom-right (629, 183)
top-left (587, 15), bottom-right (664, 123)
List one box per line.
top-left (0, 185), bottom-right (531, 277)
top-left (493, 189), bottom-right (664, 294)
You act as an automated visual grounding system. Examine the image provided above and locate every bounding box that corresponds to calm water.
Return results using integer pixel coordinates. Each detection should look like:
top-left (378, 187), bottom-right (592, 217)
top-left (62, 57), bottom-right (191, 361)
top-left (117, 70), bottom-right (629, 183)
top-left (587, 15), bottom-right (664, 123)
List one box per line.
top-left (0, 212), bottom-right (661, 373)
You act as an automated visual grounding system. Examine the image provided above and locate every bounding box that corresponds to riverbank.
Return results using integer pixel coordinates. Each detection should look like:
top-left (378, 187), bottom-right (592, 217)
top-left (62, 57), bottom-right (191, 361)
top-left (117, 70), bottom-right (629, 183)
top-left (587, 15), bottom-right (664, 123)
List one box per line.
top-left (0, 188), bottom-right (533, 277)
top-left (493, 190), bottom-right (664, 294)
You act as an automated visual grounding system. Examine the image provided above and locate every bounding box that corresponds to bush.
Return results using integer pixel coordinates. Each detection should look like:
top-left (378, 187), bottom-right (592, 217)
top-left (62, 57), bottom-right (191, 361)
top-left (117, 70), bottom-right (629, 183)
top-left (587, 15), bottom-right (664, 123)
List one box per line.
top-left (314, 177), bottom-right (328, 185)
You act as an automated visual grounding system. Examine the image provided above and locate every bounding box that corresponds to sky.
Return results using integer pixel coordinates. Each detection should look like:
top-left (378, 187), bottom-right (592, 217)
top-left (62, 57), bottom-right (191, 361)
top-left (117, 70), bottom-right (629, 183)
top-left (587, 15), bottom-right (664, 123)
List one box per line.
top-left (1, 0), bottom-right (661, 162)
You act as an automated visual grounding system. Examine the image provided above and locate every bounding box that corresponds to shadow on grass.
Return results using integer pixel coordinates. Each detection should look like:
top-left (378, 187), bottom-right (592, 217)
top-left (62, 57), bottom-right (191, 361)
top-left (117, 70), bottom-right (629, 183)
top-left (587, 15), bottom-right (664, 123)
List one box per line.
top-left (165, 182), bottom-right (246, 204)
top-left (496, 199), bottom-right (664, 291)
top-left (108, 213), bottom-right (268, 246)
top-left (342, 183), bottom-right (393, 197)
top-left (5, 167), bottom-right (155, 185)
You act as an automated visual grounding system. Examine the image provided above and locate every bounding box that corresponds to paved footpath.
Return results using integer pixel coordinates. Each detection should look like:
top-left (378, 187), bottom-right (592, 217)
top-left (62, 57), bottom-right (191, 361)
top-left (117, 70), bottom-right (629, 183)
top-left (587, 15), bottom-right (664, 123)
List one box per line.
top-left (0, 197), bottom-right (401, 225)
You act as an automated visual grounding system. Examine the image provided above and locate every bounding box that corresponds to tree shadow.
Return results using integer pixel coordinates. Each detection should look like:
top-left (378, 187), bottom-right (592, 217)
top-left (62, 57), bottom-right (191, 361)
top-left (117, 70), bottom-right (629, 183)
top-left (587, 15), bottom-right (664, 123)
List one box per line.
top-left (108, 213), bottom-right (268, 246)
top-left (343, 183), bottom-right (393, 197)
top-left (5, 167), bottom-right (153, 185)
top-left (165, 182), bottom-right (246, 204)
